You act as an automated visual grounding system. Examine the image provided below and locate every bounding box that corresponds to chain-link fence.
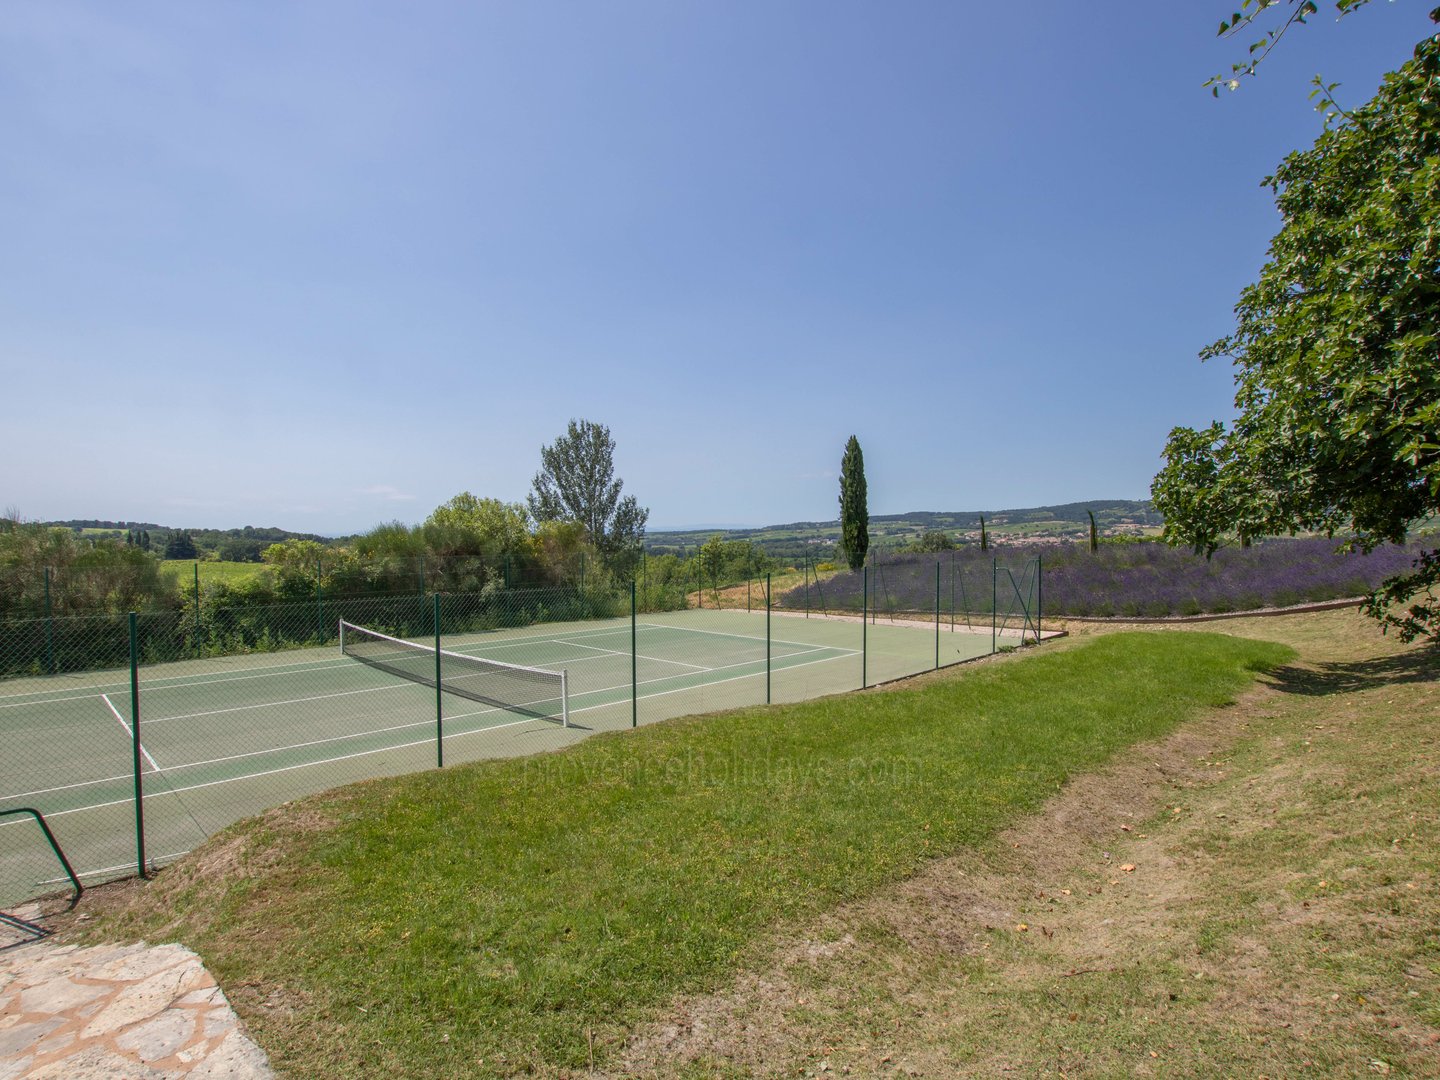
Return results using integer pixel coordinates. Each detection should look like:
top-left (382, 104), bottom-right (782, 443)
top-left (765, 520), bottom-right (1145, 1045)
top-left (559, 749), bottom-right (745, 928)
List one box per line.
top-left (0, 560), bottom-right (1041, 909)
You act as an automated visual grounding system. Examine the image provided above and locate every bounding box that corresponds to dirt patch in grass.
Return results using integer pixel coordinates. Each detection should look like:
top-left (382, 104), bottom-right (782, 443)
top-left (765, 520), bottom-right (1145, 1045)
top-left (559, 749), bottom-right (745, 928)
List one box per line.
top-left (611, 610), bottom-right (1440, 1078)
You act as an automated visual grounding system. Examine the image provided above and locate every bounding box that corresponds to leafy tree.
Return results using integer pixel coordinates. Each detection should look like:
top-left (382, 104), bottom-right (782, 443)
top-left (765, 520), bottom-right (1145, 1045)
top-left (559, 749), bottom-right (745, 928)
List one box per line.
top-left (425, 494), bottom-right (532, 558)
top-left (1154, 25), bottom-right (1440, 640)
top-left (838, 435), bottom-right (869, 572)
top-left (909, 529), bottom-right (956, 553)
top-left (528, 419), bottom-right (648, 573)
top-left (163, 530), bottom-right (197, 560)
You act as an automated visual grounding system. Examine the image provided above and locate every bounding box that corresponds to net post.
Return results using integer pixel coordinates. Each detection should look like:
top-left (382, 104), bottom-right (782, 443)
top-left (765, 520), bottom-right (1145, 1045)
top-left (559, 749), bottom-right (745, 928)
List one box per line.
top-left (631, 579), bottom-right (638, 728)
top-left (434, 595), bottom-right (444, 768)
top-left (129, 612), bottom-right (147, 879)
top-left (766, 573), bottom-right (772, 704)
top-left (861, 566), bottom-right (868, 689)
top-left (562, 670), bottom-right (571, 728)
top-left (934, 560), bottom-right (941, 669)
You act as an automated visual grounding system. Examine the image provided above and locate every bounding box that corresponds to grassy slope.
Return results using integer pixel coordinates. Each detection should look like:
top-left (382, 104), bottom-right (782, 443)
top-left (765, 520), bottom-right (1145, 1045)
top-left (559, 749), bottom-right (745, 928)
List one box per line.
top-left (81, 632), bottom-right (1288, 1077)
top-left (611, 610), bottom-right (1438, 1078)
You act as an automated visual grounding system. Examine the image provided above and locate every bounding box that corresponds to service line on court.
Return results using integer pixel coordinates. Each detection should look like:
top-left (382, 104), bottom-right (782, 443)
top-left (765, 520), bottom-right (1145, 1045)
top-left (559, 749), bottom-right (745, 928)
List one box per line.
top-left (100, 693), bottom-right (160, 772)
top-left (550, 639), bottom-right (709, 671)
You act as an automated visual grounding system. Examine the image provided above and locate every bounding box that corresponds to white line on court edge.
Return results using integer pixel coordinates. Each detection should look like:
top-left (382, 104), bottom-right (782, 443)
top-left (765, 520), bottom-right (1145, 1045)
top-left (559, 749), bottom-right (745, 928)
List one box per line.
top-left (636, 620), bottom-right (866, 653)
top-left (143, 681), bottom-right (412, 726)
top-left (0, 646), bottom-right (859, 828)
top-left (552, 639), bottom-right (709, 671)
top-left (0, 770), bottom-right (134, 804)
top-left (0, 653), bottom-right (359, 706)
top-left (100, 694), bottom-right (160, 772)
top-left (568, 642), bottom-right (854, 704)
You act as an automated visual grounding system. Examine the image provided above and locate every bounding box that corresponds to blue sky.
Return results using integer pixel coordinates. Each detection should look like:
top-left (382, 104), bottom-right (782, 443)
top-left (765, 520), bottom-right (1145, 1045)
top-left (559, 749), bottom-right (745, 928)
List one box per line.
top-left (0, 2), bottom-right (1428, 534)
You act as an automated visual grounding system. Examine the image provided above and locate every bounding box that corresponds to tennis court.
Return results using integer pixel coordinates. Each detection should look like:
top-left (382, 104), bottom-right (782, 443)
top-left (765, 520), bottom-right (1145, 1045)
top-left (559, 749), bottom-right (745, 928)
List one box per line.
top-left (0, 607), bottom-right (1003, 906)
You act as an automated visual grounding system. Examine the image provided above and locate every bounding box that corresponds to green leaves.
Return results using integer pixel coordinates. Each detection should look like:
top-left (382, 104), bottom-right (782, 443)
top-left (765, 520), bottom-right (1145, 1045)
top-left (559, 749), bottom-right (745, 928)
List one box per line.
top-left (838, 435), bottom-right (869, 573)
top-left (1157, 33), bottom-right (1440, 639)
top-left (1205, 0), bottom-right (1387, 92)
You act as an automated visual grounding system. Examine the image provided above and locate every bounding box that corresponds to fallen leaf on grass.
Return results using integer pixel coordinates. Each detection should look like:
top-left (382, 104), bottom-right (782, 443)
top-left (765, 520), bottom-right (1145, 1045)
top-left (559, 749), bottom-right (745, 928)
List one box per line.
top-left (1120, 864), bottom-right (1136, 873)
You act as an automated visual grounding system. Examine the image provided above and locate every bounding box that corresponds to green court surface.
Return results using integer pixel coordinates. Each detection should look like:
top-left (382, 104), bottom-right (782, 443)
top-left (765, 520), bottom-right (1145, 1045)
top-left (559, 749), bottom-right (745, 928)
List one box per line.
top-left (0, 608), bottom-right (998, 906)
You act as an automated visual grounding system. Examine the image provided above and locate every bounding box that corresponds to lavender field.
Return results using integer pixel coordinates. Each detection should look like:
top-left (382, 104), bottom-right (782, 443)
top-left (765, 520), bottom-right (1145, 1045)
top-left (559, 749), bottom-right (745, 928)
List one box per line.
top-left (779, 537), bottom-right (1429, 620)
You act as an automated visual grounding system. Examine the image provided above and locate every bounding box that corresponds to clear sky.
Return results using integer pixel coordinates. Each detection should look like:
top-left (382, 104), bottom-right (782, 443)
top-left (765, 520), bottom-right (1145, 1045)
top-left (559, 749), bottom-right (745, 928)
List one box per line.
top-left (0, 2), bottom-right (1429, 534)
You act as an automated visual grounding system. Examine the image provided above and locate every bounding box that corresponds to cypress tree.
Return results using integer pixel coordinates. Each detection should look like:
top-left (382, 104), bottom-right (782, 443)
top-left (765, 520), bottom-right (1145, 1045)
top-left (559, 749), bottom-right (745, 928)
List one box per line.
top-left (1088, 510), bottom-right (1099, 553)
top-left (838, 435), bottom-right (869, 572)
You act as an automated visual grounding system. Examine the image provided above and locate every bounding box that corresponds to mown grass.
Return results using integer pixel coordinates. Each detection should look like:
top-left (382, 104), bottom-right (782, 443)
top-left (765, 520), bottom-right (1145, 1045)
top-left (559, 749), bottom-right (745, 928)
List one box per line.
top-left (86, 631), bottom-right (1290, 1077)
top-left (162, 559), bottom-right (269, 587)
top-left (629, 611), bottom-right (1436, 1078)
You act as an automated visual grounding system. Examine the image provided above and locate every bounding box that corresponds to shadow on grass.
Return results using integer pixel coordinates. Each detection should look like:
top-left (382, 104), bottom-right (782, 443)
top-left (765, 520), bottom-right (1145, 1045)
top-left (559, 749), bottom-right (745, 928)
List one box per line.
top-left (1263, 646), bottom-right (1439, 697)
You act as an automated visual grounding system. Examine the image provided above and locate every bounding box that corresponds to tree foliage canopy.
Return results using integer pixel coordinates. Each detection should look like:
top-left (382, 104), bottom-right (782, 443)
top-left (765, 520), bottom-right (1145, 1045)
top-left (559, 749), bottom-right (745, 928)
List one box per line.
top-left (838, 435), bottom-right (869, 573)
top-left (528, 419), bottom-right (648, 571)
top-left (1154, 24), bottom-right (1440, 639)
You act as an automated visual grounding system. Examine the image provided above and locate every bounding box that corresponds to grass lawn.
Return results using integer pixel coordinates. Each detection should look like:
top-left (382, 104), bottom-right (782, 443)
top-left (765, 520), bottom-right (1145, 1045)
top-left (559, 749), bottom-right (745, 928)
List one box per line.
top-left (162, 559), bottom-right (269, 588)
top-left (71, 631), bottom-right (1288, 1077)
top-left (610, 610), bottom-right (1439, 1078)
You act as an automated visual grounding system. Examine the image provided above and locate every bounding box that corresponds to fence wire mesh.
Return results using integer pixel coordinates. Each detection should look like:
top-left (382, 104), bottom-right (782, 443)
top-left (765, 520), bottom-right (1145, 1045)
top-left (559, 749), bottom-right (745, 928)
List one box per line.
top-left (0, 558), bottom-right (1040, 908)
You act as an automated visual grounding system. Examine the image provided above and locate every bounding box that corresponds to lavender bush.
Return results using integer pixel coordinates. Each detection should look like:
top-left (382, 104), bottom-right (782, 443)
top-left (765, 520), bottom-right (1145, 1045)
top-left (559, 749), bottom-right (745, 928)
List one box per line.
top-left (778, 537), bottom-right (1428, 619)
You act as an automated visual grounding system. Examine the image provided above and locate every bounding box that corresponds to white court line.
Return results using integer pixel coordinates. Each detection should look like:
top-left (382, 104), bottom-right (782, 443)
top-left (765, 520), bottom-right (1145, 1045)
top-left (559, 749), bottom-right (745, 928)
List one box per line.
top-left (569, 642), bottom-right (851, 705)
top-left (637, 620), bottom-right (865, 654)
top-left (443, 622), bottom-right (634, 655)
top-left (100, 694), bottom-right (160, 772)
top-left (0, 700), bottom-right (529, 816)
top-left (552, 639), bottom-right (708, 671)
top-left (0, 646), bottom-right (859, 827)
top-left (0, 771), bottom-right (134, 804)
top-left (0, 653), bottom-right (357, 706)
top-left (142, 682), bottom-right (412, 726)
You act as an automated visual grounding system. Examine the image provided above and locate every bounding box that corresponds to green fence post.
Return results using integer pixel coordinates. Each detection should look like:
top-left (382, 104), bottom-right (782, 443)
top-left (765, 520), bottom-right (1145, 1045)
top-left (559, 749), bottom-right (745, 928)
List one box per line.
top-left (935, 561), bottom-right (941, 669)
top-left (862, 567), bottom-right (868, 689)
top-left (434, 594), bottom-right (444, 768)
top-left (129, 612), bottom-right (147, 879)
top-left (804, 551), bottom-right (810, 619)
top-left (747, 577), bottom-right (751, 614)
top-left (766, 574), bottom-right (772, 704)
top-left (44, 567), bottom-right (55, 674)
top-left (1036, 554), bottom-right (1043, 643)
top-left (991, 559), bottom-right (998, 654)
top-left (631, 579), bottom-right (638, 728)
top-left (316, 558), bottom-right (325, 641)
top-left (193, 562), bottom-right (202, 659)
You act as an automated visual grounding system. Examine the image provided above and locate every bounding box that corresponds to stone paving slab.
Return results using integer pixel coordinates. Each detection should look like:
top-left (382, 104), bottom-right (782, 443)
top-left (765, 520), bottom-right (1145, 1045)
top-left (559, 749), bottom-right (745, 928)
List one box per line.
top-left (0, 936), bottom-right (273, 1078)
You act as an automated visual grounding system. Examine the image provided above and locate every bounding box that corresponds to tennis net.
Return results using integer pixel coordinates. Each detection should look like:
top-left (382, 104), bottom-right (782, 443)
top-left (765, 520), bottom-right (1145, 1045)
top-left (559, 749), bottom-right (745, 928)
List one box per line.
top-left (339, 620), bottom-right (569, 726)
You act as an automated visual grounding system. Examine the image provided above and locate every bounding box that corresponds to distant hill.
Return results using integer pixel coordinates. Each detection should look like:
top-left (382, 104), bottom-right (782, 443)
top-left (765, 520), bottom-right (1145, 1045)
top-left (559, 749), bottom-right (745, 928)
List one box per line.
top-left (645, 500), bottom-right (1161, 558)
